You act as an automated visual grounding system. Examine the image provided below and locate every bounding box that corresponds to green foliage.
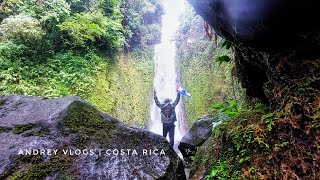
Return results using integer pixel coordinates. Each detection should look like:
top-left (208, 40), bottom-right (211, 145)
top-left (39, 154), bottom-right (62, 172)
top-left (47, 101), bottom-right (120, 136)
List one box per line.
top-left (199, 108), bottom-right (276, 179)
top-left (276, 141), bottom-right (289, 148)
top-left (69, 0), bottom-right (113, 13)
top-left (205, 160), bottom-right (240, 180)
top-left (0, 41), bottom-right (28, 60)
top-left (216, 40), bottom-right (233, 66)
top-left (0, 0), bottom-right (23, 21)
top-left (216, 55), bottom-right (232, 66)
top-left (122, 0), bottom-right (163, 49)
top-left (139, 23), bottom-right (162, 45)
top-left (87, 63), bottom-right (116, 113)
top-left (58, 10), bottom-right (124, 50)
top-left (0, 51), bottom-right (104, 98)
top-left (0, 0), bottom-right (157, 129)
top-left (254, 102), bottom-right (268, 111)
top-left (0, 14), bottom-right (45, 44)
top-left (13, 0), bottom-right (71, 55)
top-left (222, 40), bottom-right (232, 50)
top-left (212, 100), bottom-right (242, 117)
top-left (16, 0), bottom-right (70, 25)
top-left (261, 113), bottom-right (276, 131)
top-left (88, 48), bottom-right (154, 127)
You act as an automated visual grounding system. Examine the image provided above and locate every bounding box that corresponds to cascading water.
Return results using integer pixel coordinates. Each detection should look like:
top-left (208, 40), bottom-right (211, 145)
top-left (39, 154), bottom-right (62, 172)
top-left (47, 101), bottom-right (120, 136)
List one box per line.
top-left (148, 0), bottom-right (188, 150)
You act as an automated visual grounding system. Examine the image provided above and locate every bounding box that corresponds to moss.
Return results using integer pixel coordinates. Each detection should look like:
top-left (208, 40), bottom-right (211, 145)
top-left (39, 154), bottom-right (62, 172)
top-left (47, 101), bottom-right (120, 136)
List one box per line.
top-left (24, 125), bottom-right (50, 137)
top-left (60, 100), bottom-right (116, 148)
top-left (0, 126), bottom-right (12, 133)
top-left (0, 99), bottom-right (5, 106)
top-left (0, 158), bottom-right (19, 179)
top-left (110, 51), bottom-right (154, 127)
top-left (0, 155), bottom-right (42, 179)
top-left (87, 49), bottom-right (154, 127)
top-left (87, 63), bottom-right (116, 113)
top-left (176, 11), bottom-right (245, 125)
top-left (12, 124), bottom-right (35, 134)
top-left (61, 101), bottom-right (105, 134)
top-left (10, 155), bottom-right (72, 180)
top-left (9, 123), bottom-right (51, 137)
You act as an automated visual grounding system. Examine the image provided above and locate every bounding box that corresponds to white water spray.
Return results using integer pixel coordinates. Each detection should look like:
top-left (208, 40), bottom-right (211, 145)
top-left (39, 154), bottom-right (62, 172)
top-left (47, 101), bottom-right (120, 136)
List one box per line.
top-left (148, 0), bottom-right (188, 149)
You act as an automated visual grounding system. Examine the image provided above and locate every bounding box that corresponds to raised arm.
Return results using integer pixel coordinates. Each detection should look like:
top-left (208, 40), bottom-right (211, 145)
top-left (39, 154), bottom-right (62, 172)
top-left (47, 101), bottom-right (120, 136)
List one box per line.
top-left (172, 92), bottom-right (180, 107)
top-left (154, 91), bottom-right (163, 107)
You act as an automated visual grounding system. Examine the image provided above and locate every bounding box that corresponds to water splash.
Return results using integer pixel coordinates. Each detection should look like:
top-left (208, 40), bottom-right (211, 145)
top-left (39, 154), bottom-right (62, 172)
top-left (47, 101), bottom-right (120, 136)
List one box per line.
top-left (148, 0), bottom-right (188, 149)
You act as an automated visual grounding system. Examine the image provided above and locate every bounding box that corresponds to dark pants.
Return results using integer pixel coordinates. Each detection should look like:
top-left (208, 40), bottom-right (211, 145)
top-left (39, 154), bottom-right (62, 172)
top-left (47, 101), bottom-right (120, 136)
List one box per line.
top-left (163, 123), bottom-right (175, 146)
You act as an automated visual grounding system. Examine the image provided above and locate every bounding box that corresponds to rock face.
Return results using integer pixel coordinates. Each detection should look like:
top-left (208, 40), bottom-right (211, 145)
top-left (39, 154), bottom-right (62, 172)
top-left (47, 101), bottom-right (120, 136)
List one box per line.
top-left (178, 115), bottom-right (218, 163)
top-left (0, 94), bottom-right (186, 179)
top-left (187, 0), bottom-right (320, 105)
top-left (185, 1), bottom-right (320, 179)
top-left (187, 0), bottom-right (320, 50)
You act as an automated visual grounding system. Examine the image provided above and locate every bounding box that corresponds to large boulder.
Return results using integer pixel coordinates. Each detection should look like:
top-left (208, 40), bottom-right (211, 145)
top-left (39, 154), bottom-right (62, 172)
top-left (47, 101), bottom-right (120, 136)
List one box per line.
top-left (0, 94), bottom-right (186, 179)
top-left (178, 115), bottom-right (221, 163)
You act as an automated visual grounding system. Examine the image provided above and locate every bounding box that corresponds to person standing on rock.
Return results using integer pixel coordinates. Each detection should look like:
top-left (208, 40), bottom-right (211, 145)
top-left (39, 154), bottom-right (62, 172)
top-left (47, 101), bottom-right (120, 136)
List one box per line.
top-left (154, 90), bottom-right (180, 146)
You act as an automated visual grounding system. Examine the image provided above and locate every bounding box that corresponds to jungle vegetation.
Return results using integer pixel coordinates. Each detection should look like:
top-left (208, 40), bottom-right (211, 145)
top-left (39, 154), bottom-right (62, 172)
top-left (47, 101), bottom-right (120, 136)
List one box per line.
top-left (0, 0), bottom-right (163, 127)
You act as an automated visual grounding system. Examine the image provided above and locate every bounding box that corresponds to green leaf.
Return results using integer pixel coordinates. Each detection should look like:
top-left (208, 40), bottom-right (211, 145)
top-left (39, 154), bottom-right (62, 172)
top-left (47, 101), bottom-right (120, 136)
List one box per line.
top-left (212, 104), bottom-right (224, 110)
top-left (216, 55), bottom-right (231, 66)
top-left (225, 111), bottom-right (239, 117)
top-left (222, 40), bottom-right (232, 49)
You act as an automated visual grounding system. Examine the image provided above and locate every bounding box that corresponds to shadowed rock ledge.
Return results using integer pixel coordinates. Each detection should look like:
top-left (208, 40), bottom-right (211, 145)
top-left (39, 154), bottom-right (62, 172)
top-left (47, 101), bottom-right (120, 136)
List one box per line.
top-left (187, 0), bottom-right (320, 106)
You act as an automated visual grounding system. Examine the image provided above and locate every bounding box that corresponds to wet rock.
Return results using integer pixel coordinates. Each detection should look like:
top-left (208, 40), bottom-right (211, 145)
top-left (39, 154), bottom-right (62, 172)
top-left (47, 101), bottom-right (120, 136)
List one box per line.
top-left (187, 0), bottom-right (320, 105)
top-left (0, 94), bottom-right (186, 179)
top-left (187, 0), bottom-right (320, 51)
top-left (178, 115), bottom-right (218, 163)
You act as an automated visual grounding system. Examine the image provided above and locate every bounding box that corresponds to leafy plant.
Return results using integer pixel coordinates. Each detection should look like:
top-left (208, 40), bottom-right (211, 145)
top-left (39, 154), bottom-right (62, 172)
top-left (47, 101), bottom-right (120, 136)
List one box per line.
top-left (261, 113), bottom-right (275, 131)
top-left (254, 103), bottom-right (268, 111)
top-left (212, 100), bottom-right (242, 117)
top-left (205, 160), bottom-right (239, 180)
top-left (122, 0), bottom-right (163, 49)
top-left (0, 41), bottom-right (28, 60)
top-left (16, 0), bottom-right (70, 25)
top-left (277, 141), bottom-right (289, 148)
top-left (58, 10), bottom-right (124, 50)
top-left (0, 14), bottom-right (45, 44)
top-left (0, 51), bottom-right (104, 98)
top-left (238, 156), bottom-right (251, 164)
top-left (222, 40), bottom-right (231, 50)
top-left (216, 55), bottom-right (231, 66)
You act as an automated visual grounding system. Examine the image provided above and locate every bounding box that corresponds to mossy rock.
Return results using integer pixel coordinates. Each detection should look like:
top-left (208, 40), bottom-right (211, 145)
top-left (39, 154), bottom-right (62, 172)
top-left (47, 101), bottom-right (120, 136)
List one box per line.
top-left (0, 99), bottom-right (6, 106)
top-left (9, 155), bottom-right (71, 180)
top-left (12, 124), bottom-right (35, 134)
top-left (10, 123), bottom-right (50, 137)
top-left (0, 126), bottom-right (12, 133)
top-left (59, 100), bottom-right (117, 147)
top-left (0, 95), bottom-right (186, 179)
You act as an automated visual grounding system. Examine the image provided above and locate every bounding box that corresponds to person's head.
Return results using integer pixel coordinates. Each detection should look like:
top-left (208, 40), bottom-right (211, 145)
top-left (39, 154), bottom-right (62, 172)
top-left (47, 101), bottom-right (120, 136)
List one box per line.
top-left (163, 98), bottom-right (172, 104)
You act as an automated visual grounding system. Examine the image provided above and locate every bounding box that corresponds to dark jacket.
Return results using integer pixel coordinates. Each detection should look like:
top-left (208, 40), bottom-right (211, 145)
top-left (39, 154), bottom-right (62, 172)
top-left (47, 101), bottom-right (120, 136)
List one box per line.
top-left (154, 93), bottom-right (180, 123)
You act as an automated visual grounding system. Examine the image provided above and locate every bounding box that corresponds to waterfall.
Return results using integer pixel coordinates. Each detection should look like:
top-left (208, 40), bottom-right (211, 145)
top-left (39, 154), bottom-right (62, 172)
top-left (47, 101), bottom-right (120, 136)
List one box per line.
top-left (148, 0), bottom-right (188, 149)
